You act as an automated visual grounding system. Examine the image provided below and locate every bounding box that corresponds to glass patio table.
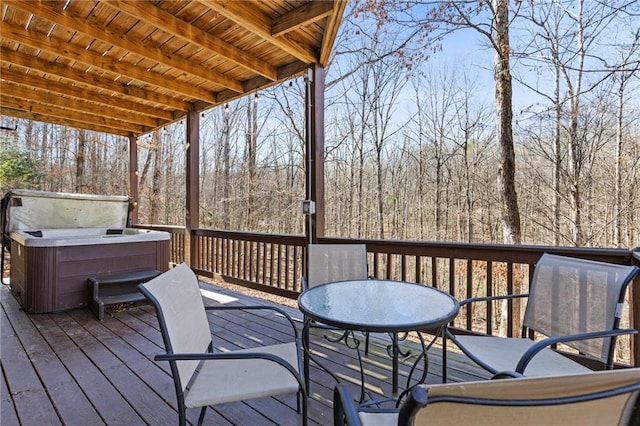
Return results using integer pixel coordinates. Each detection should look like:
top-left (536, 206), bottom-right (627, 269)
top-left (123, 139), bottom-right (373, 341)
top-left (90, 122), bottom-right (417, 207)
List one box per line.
top-left (297, 279), bottom-right (459, 402)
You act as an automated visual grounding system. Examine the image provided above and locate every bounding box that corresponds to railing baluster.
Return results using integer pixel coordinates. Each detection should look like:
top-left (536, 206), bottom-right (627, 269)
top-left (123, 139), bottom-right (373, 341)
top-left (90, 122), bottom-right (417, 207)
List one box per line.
top-left (487, 260), bottom-right (493, 335)
top-left (466, 259), bottom-right (472, 331)
top-left (507, 262), bottom-right (514, 337)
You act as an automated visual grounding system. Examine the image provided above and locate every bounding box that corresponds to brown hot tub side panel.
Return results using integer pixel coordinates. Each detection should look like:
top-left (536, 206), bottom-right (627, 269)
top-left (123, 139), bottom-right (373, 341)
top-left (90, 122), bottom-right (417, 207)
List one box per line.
top-left (11, 239), bottom-right (169, 313)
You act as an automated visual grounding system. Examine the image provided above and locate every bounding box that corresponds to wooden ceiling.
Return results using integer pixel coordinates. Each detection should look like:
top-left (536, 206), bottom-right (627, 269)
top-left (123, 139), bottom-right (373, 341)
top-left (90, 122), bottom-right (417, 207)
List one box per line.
top-left (0, 0), bottom-right (346, 137)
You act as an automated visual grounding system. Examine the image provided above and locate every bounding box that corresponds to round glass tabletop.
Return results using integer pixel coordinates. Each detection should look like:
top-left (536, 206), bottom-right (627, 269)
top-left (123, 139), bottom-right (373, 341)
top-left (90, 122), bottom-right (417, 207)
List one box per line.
top-left (297, 279), bottom-right (459, 332)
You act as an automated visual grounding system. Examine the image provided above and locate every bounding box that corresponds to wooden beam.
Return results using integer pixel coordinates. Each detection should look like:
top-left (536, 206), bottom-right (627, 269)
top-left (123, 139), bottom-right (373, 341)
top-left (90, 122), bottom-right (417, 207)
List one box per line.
top-left (0, 67), bottom-right (174, 121)
top-left (271, 1), bottom-right (335, 37)
top-left (0, 107), bottom-right (131, 137)
top-left (1, 20), bottom-right (218, 103)
top-left (100, 0), bottom-right (277, 82)
top-left (1, 47), bottom-right (190, 112)
top-left (5, 0), bottom-right (243, 94)
top-left (1, 81), bottom-right (160, 128)
top-left (320, 1), bottom-right (347, 66)
top-left (214, 59), bottom-right (309, 106)
top-left (198, 0), bottom-right (317, 64)
top-left (0, 95), bottom-right (147, 134)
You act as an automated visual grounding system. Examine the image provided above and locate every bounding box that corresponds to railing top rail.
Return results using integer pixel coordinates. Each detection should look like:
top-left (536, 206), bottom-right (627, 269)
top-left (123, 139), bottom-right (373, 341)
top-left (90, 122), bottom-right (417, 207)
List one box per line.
top-left (193, 228), bottom-right (307, 245)
top-left (319, 237), bottom-right (635, 265)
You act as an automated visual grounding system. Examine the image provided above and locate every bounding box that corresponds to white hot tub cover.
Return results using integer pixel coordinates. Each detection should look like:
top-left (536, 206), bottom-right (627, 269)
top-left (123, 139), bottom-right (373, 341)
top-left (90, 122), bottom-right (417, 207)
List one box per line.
top-left (1, 189), bottom-right (131, 237)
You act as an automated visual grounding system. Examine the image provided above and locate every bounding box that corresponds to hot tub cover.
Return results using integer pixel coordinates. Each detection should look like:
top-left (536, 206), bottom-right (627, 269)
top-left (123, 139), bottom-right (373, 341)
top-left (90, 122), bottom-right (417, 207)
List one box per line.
top-left (1, 189), bottom-right (131, 249)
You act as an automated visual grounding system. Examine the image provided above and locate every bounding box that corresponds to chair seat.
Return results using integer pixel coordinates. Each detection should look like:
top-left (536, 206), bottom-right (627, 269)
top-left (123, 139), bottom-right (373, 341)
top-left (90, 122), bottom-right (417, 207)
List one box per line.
top-left (358, 411), bottom-right (398, 426)
top-left (185, 342), bottom-right (301, 408)
top-left (455, 335), bottom-right (592, 376)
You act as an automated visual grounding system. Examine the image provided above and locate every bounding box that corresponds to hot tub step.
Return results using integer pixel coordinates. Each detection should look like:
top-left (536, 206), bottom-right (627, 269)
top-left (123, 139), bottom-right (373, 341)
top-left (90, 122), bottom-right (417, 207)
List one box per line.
top-left (89, 269), bottom-right (161, 320)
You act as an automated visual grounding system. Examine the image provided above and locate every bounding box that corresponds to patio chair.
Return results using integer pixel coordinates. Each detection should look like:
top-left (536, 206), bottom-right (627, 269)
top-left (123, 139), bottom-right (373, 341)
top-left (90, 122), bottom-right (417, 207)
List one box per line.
top-left (333, 368), bottom-right (640, 425)
top-left (446, 253), bottom-right (640, 378)
top-left (302, 244), bottom-right (410, 393)
top-left (304, 243), bottom-right (371, 289)
top-left (138, 263), bottom-right (307, 426)
top-left (303, 244), bottom-right (373, 350)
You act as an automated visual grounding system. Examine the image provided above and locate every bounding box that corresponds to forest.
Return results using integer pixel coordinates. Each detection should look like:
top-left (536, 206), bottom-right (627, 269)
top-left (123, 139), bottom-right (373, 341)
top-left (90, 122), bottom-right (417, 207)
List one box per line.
top-left (1, 0), bottom-right (639, 249)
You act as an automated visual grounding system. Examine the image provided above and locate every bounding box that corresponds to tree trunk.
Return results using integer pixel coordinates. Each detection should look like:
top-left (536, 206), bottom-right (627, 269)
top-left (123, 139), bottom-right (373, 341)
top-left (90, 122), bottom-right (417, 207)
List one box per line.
top-left (149, 131), bottom-right (162, 224)
top-left (222, 106), bottom-right (231, 229)
top-left (75, 129), bottom-right (85, 192)
top-left (493, 0), bottom-right (522, 336)
top-left (553, 67), bottom-right (562, 246)
top-left (614, 80), bottom-right (624, 247)
top-left (246, 96), bottom-right (258, 230)
top-left (493, 0), bottom-right (521, 245)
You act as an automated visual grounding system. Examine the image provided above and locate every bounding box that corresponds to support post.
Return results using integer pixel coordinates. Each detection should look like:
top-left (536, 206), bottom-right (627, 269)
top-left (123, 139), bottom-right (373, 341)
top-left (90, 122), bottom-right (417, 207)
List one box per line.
top-left (185, 111), bottom-right (200, 267)
top-left (128, 135), bottom-right (139, 225)
top-left (304, 65), bottom-right (325, 245)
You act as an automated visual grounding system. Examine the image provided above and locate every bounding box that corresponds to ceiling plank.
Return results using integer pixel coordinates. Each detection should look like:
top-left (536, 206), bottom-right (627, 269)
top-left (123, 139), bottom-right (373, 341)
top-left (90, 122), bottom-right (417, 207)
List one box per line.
top-left (0, 67), bottom-right (174, 121)
top-left (1, 20), bottom-right (218, 104)
top-left (199, 0), bottom-right (317, 64)
top-left (5, 0), bottom-right (244, 94)
top-left (1, 81), bottom-right (160, 128)
top-left (100, 0), bottom-right (277, 82)
top-left (271, 1), bottom-right (335, 37)
top-left (0, 107), bottom-right (132, 137)
top-left (0, 47), bottom-right (190, 112)
top-left (0, 95), bottom-right (145, 134)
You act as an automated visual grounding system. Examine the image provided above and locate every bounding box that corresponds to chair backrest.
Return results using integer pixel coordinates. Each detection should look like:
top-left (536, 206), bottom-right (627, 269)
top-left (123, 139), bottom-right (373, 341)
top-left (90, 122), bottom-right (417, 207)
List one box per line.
top-left (523, 253), bottom-right (639, 364)
top-left (306, 244), bottom-right (368, 289)
top-left (409, 369), bottom-right (640, 425)
top-left (138, 263), bottom-right (212, 391)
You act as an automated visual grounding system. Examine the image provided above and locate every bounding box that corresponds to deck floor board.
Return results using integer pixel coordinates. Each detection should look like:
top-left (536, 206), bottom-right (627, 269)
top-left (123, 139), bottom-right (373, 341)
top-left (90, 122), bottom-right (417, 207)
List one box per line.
top-left (1, 281), bottom-right (489, 425)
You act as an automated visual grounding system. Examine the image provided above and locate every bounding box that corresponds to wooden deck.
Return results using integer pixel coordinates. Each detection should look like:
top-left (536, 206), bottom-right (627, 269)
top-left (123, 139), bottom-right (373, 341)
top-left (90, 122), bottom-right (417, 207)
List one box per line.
top-left (1, 281), bottom-right (489, 426)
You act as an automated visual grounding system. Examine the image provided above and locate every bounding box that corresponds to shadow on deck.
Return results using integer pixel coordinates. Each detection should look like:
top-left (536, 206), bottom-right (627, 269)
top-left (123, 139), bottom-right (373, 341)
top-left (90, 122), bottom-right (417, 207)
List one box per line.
top-left (1, 281), bottom-right (489, 425)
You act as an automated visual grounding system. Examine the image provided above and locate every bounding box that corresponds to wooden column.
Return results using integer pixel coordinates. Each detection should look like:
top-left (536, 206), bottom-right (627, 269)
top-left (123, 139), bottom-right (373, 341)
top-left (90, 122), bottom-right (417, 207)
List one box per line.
top-left (305, 64), bottom-right (325, 244)
top-left (185, 111), bottom-right (200, 267)
top-left (128, 135), bottom-right (139, 225)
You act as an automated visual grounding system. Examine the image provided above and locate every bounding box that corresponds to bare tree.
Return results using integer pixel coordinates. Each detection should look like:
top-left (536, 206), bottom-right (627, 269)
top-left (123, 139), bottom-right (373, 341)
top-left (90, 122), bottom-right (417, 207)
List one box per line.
top-left (407, 66), bottom-right (459, 240)
top-left (355, 0), bottom-right (522, 244)
top-left (612, 29), bottom-right (640, 247)
top-left (517, 0), bottom-right (640, 246)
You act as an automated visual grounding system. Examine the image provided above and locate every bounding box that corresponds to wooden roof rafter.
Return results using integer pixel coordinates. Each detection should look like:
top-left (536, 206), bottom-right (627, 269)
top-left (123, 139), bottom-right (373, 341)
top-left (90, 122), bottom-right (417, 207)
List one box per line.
top-left (0, 0), bottom-right (347, 137)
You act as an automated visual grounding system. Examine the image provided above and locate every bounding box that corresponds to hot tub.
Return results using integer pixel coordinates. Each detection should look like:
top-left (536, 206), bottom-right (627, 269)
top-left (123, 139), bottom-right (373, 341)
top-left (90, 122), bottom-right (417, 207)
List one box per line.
top-left (2, 190), bottom-right (170, 313)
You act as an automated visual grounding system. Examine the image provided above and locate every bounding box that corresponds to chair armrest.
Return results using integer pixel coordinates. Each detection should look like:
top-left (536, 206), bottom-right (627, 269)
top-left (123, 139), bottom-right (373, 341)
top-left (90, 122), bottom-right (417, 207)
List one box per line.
top-left (460, 293), bottom-right (529, 307)
top-left (398, 385), bottom-right (428, 425)
top-left (204, 304), bottom-right (299, 339)
top-left (491, 371), bottom-right (525, 379)
top-left (333, 384), bottom-right (362, 426)
top-left (516, 328), bottom-right (638, 373)
top-left (155, 350), bottom-right (306, 393)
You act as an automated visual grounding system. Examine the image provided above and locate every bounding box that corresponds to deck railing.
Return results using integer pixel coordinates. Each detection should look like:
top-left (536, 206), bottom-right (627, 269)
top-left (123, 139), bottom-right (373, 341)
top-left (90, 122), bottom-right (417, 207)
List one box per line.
top-left (136, 225), bottom-right (640, 367)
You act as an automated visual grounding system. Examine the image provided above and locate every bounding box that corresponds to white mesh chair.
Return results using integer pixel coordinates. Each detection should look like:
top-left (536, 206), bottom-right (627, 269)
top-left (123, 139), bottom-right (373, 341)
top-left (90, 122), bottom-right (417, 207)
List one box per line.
top-left (302, 244), bottom-right (410, 393)
top-left (446, 253), bottom-right (640, 377)
top-left (304, 244), bottom-right (370, 290)
top-left (333, 368), bottom-right (640, 426)
top-left (303, 244), bottom-right (371, 345)
top-left (138, 263), bottom-right (307, 426)
top-left (302, 245), bottom-right (372, 384)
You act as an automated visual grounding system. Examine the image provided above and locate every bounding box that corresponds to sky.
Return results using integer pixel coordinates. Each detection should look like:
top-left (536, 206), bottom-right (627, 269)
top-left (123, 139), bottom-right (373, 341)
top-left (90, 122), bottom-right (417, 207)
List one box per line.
top-left (328, 2), bottom-right (640, 140)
